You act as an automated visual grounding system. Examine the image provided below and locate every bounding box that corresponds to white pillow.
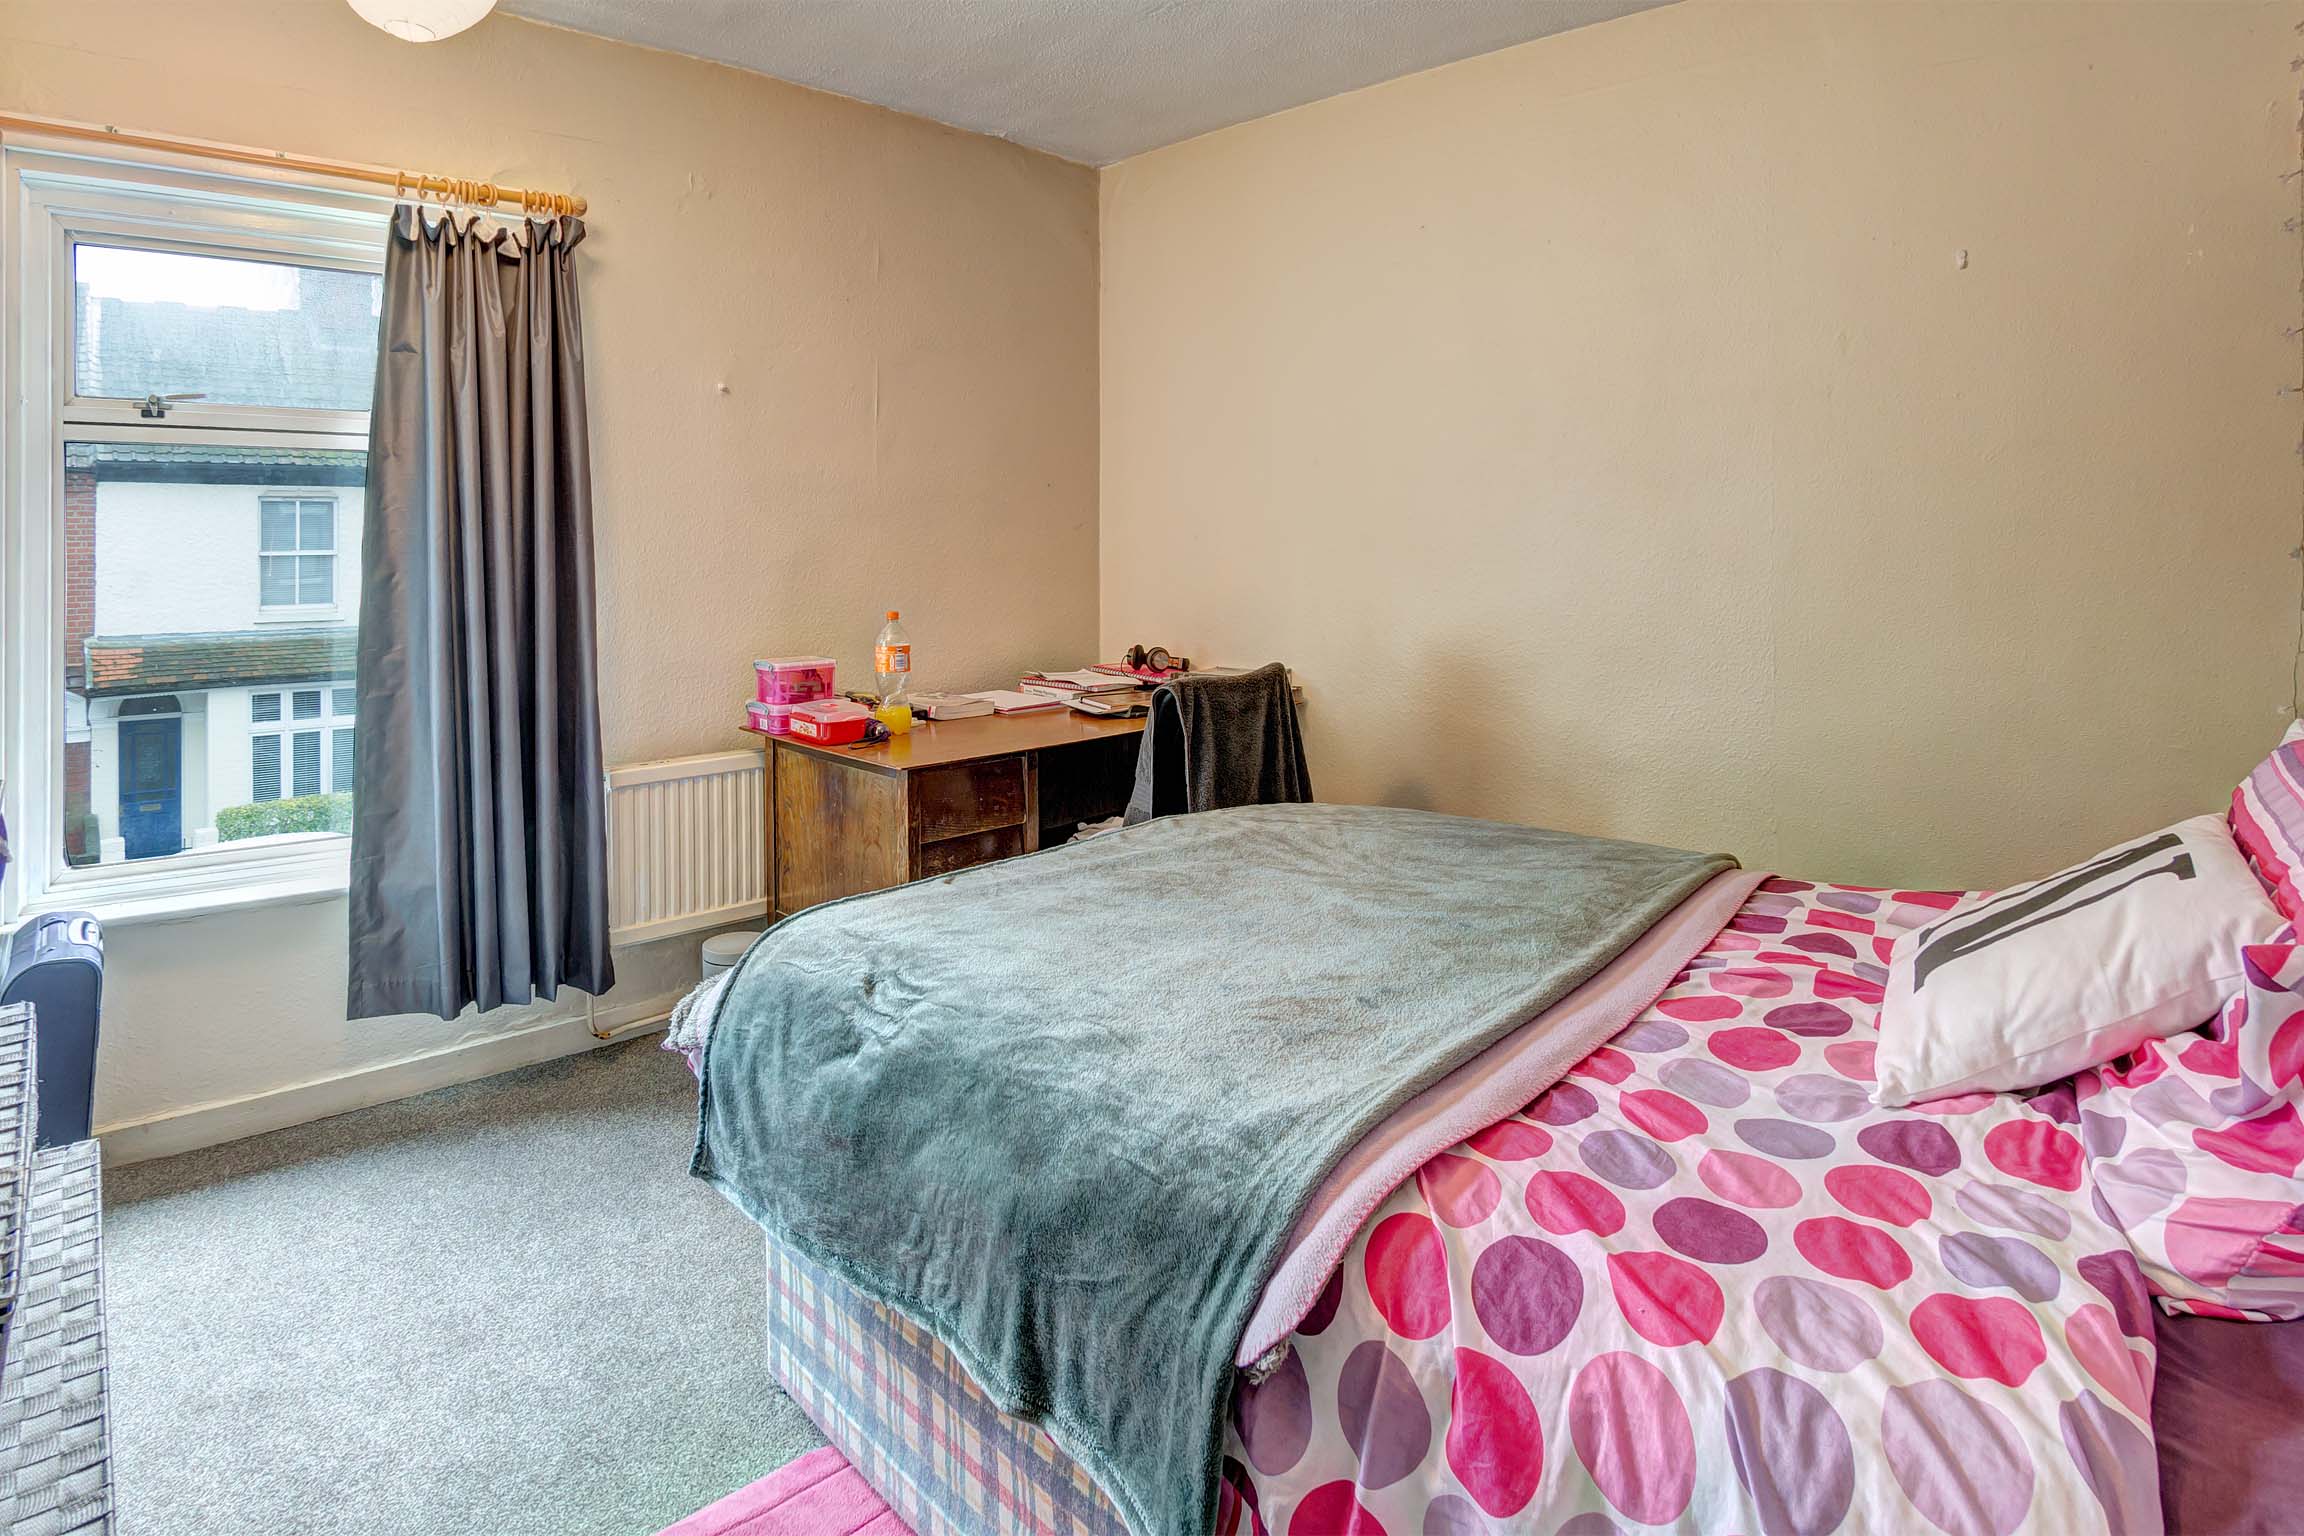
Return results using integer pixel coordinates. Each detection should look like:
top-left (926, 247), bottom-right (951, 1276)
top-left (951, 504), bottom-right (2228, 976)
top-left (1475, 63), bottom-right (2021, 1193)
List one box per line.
top-left (1873, 813), bottom-right (2282, 1106)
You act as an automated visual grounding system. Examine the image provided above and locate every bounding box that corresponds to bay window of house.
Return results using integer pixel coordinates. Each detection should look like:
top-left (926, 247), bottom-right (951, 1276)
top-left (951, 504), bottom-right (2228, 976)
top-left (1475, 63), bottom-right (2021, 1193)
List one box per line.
top-left (3, 145), bottom-right (386, 921)
top-left (248, 685), bottom-right (357, 802)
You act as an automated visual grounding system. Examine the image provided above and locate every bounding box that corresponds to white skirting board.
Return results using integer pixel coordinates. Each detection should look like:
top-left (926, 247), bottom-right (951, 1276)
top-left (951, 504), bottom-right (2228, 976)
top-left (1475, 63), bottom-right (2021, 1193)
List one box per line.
top-left (94, 990), bottom-right (679, 1166)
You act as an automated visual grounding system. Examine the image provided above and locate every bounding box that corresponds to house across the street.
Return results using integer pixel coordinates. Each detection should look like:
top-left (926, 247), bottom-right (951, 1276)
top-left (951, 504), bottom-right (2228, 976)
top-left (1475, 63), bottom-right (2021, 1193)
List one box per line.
top-left (64, 265), bottom-right (371, 864)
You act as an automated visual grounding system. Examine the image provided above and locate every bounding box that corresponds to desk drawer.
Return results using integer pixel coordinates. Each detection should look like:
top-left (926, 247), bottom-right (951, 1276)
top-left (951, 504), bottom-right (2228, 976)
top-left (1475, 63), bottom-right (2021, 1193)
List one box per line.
top-left (918, 824), bottom-right (1026, 879)
top-left (912, 757), bottom-right (1028, 843)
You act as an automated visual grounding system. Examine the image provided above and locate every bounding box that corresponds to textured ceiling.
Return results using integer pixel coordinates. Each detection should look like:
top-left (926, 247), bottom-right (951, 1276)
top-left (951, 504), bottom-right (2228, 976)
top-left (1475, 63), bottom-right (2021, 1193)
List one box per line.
top-left (497, 0), bottom-right (1675, 165)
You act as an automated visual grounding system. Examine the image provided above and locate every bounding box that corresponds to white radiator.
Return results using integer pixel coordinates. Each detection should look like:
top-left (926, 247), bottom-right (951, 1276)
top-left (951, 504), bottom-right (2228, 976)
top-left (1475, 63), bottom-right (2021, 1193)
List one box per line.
top-left (606, 749), bottom-right (767, 946)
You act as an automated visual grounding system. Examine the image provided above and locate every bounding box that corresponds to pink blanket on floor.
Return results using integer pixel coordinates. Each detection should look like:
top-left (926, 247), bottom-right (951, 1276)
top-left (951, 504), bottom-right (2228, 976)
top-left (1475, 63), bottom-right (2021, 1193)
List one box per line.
top-left (657, 1445), bottom-right (909, 1536)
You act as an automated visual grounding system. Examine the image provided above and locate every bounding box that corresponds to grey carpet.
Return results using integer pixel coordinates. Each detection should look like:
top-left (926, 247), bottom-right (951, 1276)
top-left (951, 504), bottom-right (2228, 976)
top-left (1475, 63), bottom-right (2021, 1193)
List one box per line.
top-left (102, 1036), bottom-right (825, 1536)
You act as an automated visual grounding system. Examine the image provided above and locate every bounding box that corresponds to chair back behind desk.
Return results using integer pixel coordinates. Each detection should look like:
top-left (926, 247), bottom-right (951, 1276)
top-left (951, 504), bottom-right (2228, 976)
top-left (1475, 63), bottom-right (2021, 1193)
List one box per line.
top-left (748, 710), bottom-right (1146, 918)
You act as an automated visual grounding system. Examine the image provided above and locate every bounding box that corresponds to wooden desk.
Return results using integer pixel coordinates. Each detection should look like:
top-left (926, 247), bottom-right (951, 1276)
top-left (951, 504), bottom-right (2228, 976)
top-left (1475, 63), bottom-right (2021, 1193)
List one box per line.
top-left (751, 710), bottom-right (1146, 919)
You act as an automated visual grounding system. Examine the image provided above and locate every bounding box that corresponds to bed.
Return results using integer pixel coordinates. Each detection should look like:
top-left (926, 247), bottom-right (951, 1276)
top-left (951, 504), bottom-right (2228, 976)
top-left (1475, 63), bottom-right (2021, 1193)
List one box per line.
top-left (683, 800), bottom-right (2272, 1536)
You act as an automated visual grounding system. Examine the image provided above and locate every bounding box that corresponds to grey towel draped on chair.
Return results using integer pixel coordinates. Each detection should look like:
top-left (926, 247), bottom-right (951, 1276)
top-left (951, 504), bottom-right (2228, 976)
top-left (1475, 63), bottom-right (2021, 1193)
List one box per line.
top-left (346, 206), bottom-right (614, 1021)
top-left (1124, 662), bottom-right (1313, 823)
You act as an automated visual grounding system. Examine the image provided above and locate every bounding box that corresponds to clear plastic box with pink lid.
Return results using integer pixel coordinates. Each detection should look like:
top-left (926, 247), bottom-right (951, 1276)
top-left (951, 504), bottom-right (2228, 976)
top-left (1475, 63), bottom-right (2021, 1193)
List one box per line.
top-left (755, 656), bottom-right (837, 705)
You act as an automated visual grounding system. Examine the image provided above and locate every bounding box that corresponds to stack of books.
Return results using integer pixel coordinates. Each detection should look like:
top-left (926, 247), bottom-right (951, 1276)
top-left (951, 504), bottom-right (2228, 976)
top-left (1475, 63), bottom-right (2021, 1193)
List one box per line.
top-left (909, 691), bottom-right (995, 720)
top-left (1020, 669), bottom-right (1141, 701)
top-left (1068, 689), bottom-right (1151, 718)
top-left (962, 689), bottom-right (1066, 715)
top-left (1088, 661), bottom-right (1185, 684)
top-left (904, 665), bottom-right (1182, 720)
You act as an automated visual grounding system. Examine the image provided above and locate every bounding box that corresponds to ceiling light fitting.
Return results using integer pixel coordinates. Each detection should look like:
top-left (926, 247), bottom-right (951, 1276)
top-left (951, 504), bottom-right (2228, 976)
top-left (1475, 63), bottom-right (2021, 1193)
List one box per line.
top-left (347, 0), bottom-right (495, 43)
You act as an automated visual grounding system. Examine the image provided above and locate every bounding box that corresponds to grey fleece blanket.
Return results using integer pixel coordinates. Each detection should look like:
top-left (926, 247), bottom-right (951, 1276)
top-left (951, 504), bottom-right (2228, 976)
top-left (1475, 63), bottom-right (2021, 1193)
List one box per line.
top-left (692, 803), bottom-right (1734, 1536)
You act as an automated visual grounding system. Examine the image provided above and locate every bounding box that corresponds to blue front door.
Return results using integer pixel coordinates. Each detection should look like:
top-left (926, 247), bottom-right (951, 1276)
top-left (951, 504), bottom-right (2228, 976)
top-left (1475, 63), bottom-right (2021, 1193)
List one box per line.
top-left (118, 717), bottom-right (183, 860)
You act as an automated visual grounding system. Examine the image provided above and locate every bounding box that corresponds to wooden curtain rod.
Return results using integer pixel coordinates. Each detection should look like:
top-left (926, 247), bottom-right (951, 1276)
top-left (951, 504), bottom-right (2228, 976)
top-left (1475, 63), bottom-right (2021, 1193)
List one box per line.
top-left (0, 111), bottom-right (588, 218)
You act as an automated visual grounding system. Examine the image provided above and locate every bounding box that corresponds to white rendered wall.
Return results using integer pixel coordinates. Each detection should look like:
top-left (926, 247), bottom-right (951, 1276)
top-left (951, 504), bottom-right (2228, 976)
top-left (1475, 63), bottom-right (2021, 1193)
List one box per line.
top-left (176, 695), bottom-right (208, 840)
top-left (87, 708), bottom-right (115, 847)
top-left (93, 480), bottom-right (365, 636)
top-left (204, 687), bottom-right (255, 834)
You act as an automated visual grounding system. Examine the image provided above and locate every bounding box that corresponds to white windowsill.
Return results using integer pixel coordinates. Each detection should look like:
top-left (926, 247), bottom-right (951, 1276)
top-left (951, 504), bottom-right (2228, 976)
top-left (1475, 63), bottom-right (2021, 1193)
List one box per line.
top-left (253, 605), bottom-right (343, 625)
top-left (10, 837), bottom-right (351, 930)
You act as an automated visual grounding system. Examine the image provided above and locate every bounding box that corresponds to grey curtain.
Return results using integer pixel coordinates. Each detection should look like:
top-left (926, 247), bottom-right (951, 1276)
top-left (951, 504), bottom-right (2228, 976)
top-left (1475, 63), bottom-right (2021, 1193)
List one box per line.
top-left (347, 206), bottom-right (614, 1021)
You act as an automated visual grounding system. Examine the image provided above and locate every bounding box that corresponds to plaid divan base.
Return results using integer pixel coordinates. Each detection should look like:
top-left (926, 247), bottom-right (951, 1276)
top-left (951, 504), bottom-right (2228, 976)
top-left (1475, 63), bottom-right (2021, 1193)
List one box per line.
top-left (763, 1233), bottom-right (1131, 1536)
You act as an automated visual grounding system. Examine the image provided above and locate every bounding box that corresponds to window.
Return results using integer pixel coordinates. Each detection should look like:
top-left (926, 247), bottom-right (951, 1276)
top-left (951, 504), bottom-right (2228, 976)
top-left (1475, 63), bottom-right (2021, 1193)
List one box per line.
top-left (260, 498), bottom-right (337, 608)
top-left (2, 144), bottom-right (386, 920)
top-left (248, 686), bottom-right (356, 802)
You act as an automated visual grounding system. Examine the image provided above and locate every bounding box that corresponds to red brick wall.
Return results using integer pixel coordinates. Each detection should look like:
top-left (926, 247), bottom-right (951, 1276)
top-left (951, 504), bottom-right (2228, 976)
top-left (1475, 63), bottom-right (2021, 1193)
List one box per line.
top-left (62, 466), bottom-right (94, 689)
top-left (61, 742), bottom-right (91, 864)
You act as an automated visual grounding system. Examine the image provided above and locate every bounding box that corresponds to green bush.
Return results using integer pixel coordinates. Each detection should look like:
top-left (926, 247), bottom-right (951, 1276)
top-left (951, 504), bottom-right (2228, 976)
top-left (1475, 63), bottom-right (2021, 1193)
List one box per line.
top-left (216, 793), bottom-right (354, 842)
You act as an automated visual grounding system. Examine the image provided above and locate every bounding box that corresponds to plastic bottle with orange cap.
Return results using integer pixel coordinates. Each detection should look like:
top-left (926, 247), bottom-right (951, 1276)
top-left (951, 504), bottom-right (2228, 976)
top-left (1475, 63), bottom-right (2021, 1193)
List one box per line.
top-left (872, 610), bottom-right (914, 734)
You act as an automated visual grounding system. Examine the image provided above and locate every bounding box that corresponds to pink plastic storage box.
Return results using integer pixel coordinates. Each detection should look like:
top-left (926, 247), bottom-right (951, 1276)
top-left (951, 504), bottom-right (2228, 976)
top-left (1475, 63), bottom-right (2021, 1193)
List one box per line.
top-left (745, 701), bottom-right (799, 736)
top-left (787, 699), bottom-right (873, 745)
top-left (755, 656), bottom-right (837, 705)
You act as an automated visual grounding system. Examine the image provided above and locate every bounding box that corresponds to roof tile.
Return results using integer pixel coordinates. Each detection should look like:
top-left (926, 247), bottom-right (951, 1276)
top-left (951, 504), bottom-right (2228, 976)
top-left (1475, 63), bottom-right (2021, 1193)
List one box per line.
top-left (84, 626), bottom-right (357, 698)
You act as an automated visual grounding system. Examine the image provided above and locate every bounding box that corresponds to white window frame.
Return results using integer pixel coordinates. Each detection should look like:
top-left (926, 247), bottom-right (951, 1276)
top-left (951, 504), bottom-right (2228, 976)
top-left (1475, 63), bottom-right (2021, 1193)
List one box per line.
top-left (248, 682), bottom-right (357, 802)
top-left (1, 140), bottom-right (389, 927)
top-left (255, 493), bottom-right (340, 619)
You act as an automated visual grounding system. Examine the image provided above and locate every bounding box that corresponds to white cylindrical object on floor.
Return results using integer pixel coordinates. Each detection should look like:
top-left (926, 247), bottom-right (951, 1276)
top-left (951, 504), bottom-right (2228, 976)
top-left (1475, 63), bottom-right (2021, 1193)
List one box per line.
top-left (701, 930), bottom-right (762, 980)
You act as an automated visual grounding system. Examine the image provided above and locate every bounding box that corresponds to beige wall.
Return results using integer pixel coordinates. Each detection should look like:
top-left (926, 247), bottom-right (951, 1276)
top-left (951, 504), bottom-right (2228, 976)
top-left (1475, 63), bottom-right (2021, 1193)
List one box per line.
top-left (1101, 0), bottom-right (2301, 888)
top-left (0, 0), bottom-right (1098, 1141)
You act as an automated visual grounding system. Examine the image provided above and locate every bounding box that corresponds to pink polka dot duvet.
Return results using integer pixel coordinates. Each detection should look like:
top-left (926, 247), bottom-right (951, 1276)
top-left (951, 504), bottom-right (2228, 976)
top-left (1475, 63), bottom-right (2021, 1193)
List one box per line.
top-left (2077, 932), bottom-right (2304, 1322)
top-left (1227, 877), bottom-right (2164, 1536)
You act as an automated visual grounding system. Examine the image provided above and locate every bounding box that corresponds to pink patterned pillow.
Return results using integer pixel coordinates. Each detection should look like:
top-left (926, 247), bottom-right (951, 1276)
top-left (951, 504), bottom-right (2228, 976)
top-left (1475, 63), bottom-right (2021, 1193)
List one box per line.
top-left (2232, 733), bottom-right (2304, 921)
top-left (2077, 934), bottom-right (2304, 1318)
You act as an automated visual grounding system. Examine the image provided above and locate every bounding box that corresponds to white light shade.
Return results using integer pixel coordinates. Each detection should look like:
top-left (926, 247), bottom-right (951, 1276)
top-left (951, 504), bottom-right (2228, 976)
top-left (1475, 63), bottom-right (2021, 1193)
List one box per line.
top-left (347, 0), bottom-right (496, 42)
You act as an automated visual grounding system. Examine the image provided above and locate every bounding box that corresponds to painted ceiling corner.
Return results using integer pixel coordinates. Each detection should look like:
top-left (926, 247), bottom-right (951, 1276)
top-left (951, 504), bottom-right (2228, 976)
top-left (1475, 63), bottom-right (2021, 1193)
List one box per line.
top-left (495, 0), bottom-right (1679, 165)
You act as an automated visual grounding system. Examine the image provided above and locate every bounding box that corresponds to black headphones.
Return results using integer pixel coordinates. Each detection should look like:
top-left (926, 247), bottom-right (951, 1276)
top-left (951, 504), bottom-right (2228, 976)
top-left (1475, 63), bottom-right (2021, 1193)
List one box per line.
top-left (1124, 644), bottom-right (1190, 673)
